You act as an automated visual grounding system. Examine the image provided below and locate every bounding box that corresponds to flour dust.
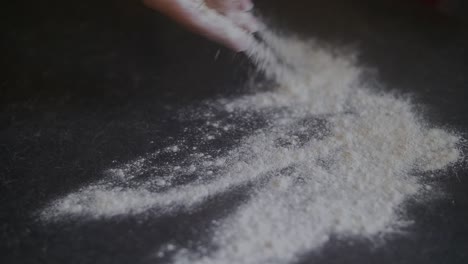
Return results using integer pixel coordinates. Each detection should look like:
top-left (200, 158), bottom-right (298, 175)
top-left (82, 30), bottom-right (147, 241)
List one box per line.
top-left (40, 31), bottom-right (462, 264)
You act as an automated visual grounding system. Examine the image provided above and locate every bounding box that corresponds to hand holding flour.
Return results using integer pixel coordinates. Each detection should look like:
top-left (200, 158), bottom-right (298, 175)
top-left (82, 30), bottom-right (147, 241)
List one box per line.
top-left (143, 0), bottom-right (258, 52)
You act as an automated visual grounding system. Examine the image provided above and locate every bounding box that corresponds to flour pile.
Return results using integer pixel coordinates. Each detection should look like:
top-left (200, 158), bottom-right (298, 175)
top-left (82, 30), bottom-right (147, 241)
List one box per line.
top-left (40, 31), bottom-right (462, 264)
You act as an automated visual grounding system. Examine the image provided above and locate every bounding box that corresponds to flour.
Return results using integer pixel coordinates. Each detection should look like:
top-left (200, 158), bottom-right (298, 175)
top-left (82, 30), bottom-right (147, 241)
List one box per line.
top-left (40, 15), bottom-right (462, 264)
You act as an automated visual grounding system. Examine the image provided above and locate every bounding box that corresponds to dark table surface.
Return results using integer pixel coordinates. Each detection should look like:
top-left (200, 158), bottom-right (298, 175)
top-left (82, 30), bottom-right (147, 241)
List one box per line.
top-left (1, 0), bottom-right (468, 263)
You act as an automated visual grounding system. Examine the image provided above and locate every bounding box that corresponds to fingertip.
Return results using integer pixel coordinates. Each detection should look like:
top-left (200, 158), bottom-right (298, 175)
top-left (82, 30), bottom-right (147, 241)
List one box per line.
top-left (227, 39), bottom-right (249, 52)
top-left (240, 0), bottom-right (254, 12)
top-left (227, 12), bottom-right (259, 33)
top-left (221, 32), bottom-right (255, 52)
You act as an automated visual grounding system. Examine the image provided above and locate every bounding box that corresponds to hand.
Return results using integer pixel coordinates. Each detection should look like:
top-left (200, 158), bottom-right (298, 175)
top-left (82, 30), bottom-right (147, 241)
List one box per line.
top-left (143, 0), bottom-right (258, 52)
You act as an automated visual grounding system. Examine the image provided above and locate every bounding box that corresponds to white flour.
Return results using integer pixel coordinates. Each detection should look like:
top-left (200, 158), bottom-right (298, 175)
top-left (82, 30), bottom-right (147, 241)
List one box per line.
top-left (39, 7), bottom-right (462, 264)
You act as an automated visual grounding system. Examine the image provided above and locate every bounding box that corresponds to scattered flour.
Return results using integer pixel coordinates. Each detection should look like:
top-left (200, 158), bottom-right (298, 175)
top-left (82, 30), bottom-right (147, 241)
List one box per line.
top-left (40, 16), bottom-right (462, 264)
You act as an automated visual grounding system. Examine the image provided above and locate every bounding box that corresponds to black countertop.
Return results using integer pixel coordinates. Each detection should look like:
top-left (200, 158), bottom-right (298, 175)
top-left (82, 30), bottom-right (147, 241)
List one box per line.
top-left (1, 0), bottom-right (468, 263)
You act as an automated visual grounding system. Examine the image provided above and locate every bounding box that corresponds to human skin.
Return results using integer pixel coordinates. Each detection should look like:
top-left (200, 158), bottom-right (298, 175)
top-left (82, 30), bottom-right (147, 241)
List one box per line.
top-left (142, 0), bottom-right (258, 51)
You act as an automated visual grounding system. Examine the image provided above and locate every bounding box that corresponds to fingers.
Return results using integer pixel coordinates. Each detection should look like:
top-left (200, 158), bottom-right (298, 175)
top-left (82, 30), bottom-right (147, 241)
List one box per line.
top-left (143, 0), bottom-right (257, 52)
top-left (202, 0), bottom-right (258, 50)
top-left (226, 11), bottom-right (258, 33)
top-left (239, 0), bottom-right (254, 11)
top-left (205, 0), bottom-right (253, 14)
top-left (205, 0), bottom-right (258, 33)
top-left (204, 26), bottom-right (255, 52)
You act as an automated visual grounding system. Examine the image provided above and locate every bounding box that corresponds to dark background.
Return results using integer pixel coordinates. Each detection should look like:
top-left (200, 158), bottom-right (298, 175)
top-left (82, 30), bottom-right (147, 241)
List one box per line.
top-left (1, 0), bottom-right (468, 263)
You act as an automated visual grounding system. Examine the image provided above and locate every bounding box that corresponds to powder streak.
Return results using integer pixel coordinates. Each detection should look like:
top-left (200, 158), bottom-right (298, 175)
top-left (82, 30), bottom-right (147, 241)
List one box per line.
top-left (41, 30), bottom-right (462, 264)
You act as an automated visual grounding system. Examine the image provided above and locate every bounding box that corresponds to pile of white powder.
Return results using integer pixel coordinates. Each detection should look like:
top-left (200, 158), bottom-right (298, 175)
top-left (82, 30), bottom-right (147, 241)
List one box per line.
top-left (40, 5), bottom-right (463, 264)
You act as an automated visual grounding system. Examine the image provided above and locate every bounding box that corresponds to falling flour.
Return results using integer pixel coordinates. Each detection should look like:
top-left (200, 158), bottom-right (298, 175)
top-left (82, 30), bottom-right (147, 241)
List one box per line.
top-left (40, 13), bottom-right (463, 264)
